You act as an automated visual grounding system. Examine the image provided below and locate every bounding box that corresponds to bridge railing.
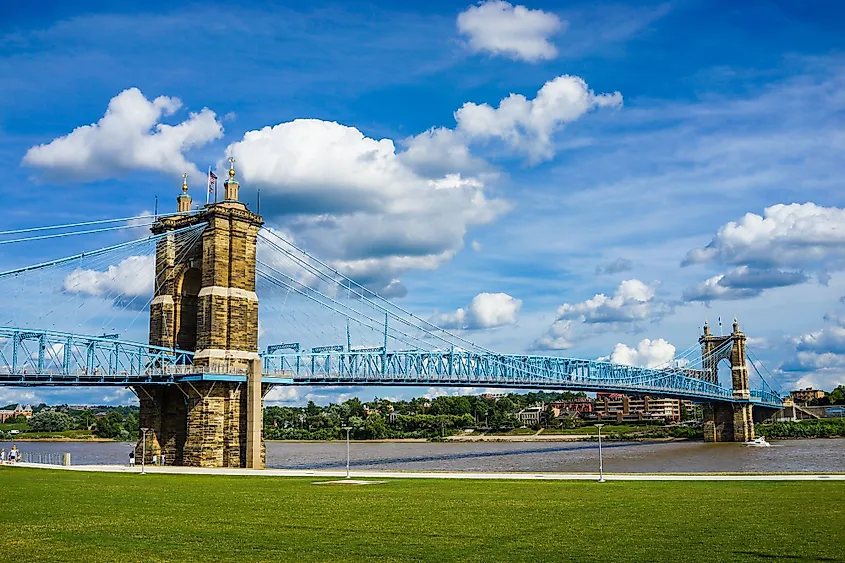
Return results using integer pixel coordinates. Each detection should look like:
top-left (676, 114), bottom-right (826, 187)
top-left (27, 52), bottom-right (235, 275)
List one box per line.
top-left (0, 328), bottom-right (194, 383)
top-left (262, 350), bottom-right (738, 402)
top-left (750, 388), bottom-right (783, 407)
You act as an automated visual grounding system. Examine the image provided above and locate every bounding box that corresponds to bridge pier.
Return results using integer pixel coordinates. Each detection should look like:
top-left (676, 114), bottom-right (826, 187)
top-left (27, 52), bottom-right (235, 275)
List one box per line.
top-left (137, 162), bottom-right (266, 468)
top-left (703, 403), bottom-right (754, 443)
top-left (135, 377), bottom-right (265, 468)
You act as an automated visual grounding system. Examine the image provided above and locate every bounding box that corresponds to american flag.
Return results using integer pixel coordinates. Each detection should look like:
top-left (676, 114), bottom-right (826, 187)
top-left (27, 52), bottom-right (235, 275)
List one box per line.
top-left (208, 170), bottom-right (217, 193)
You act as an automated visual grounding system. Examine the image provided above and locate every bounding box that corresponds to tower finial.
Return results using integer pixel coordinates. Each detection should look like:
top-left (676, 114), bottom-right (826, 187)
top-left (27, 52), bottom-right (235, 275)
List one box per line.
top-left (177, 173), bottom-right (192, 212)
top-left (224, 156), bottom-right (240, 201)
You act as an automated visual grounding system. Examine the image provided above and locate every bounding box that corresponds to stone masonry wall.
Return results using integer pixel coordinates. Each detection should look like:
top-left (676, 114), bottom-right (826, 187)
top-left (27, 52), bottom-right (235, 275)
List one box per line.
top-left (144, 201), bottom-right (264, 468)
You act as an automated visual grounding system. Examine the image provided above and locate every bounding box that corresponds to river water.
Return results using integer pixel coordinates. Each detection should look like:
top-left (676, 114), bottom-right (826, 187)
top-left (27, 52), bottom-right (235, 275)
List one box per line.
top-left (2, 438), bottom-right (843, 473)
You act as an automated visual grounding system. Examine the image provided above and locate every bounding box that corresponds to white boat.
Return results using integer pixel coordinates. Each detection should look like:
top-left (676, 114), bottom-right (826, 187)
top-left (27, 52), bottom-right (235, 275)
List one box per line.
top-left (743, 436), bottom-right (771, 447)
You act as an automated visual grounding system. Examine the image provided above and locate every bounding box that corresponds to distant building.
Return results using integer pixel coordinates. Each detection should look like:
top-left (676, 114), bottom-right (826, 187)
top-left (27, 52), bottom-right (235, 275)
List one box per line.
top-left (0, 404), bottom-right (33, 422)
top-left (480, 392), bottom-right (506, 400)
top-left (549, 398), bottom-right (593, 415)
top-left (595, 393), bottom-right (689, 422)
top-left (790, 388), bottom-right (826, 405)
top-left (517, 405), bottom-right (545, 426)
top-left (766, 398), bottom-right (844, 422)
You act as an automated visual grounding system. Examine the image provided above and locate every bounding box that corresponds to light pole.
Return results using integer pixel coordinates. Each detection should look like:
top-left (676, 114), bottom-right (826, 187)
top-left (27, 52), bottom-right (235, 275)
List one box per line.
top-left (595, 423), bottom-right (605, 483)
top-left (341, 426), bottom-right (352, 479)
top-left (140, 427), bottom-right (149, 475)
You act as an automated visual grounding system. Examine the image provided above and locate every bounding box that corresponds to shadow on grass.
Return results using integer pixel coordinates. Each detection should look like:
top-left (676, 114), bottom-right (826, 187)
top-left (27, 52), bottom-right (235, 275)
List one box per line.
top-left (735, 552), bottom-right (841, 562)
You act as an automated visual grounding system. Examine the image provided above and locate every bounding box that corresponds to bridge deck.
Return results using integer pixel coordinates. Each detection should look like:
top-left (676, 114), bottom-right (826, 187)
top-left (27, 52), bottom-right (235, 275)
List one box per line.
top-left (0, 328), bottom-right (783, 408)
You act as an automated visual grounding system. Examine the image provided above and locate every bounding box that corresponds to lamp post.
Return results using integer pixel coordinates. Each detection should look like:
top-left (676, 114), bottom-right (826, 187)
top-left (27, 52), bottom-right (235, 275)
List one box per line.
top-left (595, 423), bottom-right (605, 483)
top-left (341, 426), bottom-right (352, 479)
top-left (140, 427), bottom-right (149, 475)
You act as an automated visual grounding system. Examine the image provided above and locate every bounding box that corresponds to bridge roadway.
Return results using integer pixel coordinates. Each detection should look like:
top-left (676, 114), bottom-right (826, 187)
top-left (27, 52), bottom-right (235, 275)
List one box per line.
top-left (0, 327), bottom-right (783, 408)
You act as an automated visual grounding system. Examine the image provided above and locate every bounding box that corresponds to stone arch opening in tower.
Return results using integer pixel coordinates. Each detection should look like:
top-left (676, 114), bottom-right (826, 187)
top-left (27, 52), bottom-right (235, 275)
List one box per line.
top-left (176, 267), bottom-right (201, 351)
top-left (716, 357), bottom-right (733, 390)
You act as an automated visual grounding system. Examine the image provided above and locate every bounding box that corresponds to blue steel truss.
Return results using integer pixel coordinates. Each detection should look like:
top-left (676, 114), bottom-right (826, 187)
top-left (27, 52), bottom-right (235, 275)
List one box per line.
top-left (262, 350), bottom-right (783, 408)
top-left (0, 327), bottom-right (783, 407)
top-left (0, 328), bottom-right (195, 385)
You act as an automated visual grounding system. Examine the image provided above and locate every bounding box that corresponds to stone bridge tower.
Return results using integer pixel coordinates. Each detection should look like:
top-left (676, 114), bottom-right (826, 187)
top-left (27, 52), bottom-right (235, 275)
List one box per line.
top-left (698, 318), bottom-right (754, 442)
top-left (135, 161), bottom-right (266, 468)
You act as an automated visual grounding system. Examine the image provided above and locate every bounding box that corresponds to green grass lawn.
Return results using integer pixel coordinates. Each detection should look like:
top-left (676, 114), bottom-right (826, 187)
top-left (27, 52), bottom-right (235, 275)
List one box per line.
top-left (0, 468), bottom-right (842, 562)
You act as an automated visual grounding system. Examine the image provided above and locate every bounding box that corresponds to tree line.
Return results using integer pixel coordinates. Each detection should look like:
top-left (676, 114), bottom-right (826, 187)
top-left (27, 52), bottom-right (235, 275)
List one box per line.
top-left (264, 391), bottom-right (589, 440)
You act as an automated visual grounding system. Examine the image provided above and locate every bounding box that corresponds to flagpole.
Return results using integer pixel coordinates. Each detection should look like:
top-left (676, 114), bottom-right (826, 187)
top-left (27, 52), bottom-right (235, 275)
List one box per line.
top-left (206, 166), bottom-right (211, 205)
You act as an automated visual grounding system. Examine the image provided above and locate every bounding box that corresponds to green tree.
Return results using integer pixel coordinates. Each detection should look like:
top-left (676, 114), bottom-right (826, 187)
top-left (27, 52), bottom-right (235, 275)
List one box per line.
top-left (29, 411), bottom-right (72, 432)
top-left (364, 415), bottom-right (389, 439)
top-left (305, 401), bottom-right (321, 417)
top-left (343, 398), bottom-right (365, 418)
top-left (94, 417), bottom-right (119, 439)
top-left (124, 412), bottom-right (139, 435)
top-left (77, 410), bottom-right (96, 430)
top-left (497, 397), bottom-right (515, 413)
top-left (829, 385), bottom-right (845, 405)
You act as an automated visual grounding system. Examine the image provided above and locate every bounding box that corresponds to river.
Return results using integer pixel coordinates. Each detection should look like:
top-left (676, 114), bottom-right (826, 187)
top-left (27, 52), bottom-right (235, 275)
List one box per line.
top-left (2, 438), bottom-right (843, 473)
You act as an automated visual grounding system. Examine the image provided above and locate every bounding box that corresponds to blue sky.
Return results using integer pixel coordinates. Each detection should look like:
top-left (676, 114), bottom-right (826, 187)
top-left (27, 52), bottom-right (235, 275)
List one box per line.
top-left (2, 0), bottom-right (845, 406)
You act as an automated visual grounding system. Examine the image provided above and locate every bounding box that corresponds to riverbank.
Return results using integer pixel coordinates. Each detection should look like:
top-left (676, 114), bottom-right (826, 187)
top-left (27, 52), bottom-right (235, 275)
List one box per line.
top-left (1, 467), bottom-right (842, 562)
top-left (267, 438), bottom-right (429, 444)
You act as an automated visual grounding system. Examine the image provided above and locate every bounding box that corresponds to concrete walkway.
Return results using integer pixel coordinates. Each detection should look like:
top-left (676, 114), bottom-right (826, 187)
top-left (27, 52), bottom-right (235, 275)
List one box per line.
top-left (10, 463), bottom-right (845, 481)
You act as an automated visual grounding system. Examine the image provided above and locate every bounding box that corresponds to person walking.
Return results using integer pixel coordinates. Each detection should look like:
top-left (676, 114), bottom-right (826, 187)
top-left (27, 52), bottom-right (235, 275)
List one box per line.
top-left (9, 445), bottom-right (18, 464)
top-left (152, 453), bottom-right (157, 466)
top-left (129, 449), bottom-right (135, 467)
top-left (159, 453), bottom-right (165, 466)
top-left (0, 448), bottom-right (6, 464)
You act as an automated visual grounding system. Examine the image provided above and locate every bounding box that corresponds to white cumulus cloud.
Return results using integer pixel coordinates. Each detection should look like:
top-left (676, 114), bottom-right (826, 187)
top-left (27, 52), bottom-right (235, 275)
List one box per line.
top-left (457, 0), bottom-right (564, 62)
top-left (780, 315), bottom-right (845, 390)
top-left (400, 127), bottom-right (489, 176)
top-left (531, 319), bottom-right (575, 351)
top-left (434, 292), bottom-right (522, 330)
top-left (533, 280), bottom-right (669, 350)
top-left (227, 118), bottom-right (509, 288)
top-left (602, 338), bottom-right (676, 368)
top-left (681, 273), bottom-right (763, 303)
top-left (63, 255), bottom-right (155, 299)
top-left (683, 203), bottom-right (845, 269)
top-left (556, 279), bottom-right (670, 325)
top-left (23, 88), bottom-right (223, 182)
top-left (454, 75), bottom-right (622, 162)
top-left (403, 75), bottom-right (621, 167)
top-left (682, 203), bottom-right (845, 301)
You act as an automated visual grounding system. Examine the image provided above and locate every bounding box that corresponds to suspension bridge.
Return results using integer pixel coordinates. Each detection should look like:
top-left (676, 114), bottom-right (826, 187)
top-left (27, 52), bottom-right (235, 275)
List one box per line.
top-left (0, 164), bottom-right (783, 467)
